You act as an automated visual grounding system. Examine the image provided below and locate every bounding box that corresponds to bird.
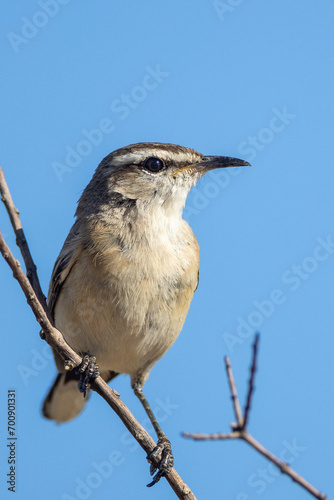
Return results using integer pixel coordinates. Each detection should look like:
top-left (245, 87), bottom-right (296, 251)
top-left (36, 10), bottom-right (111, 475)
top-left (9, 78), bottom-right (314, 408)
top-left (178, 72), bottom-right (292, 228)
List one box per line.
top-left (42, 142), bottom-right (249, 485)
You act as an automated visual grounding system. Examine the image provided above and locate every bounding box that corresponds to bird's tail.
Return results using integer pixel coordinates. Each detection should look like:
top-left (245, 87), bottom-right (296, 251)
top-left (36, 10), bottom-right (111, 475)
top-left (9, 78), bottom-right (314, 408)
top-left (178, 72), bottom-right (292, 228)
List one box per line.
top-left (42, 370), bottom-right (118, 423)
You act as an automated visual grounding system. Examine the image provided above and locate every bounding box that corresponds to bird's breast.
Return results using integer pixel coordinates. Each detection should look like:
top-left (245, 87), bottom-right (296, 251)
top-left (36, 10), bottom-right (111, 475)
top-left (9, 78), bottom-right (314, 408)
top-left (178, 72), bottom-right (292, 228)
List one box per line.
top-left (54, 215), bottom-right (199, 376)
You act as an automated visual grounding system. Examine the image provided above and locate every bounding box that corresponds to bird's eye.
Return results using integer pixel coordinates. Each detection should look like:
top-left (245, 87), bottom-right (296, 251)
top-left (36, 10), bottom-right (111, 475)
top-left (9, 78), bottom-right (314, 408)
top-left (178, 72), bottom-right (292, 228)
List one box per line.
top-left (143, 157), bottom-right (165, 173)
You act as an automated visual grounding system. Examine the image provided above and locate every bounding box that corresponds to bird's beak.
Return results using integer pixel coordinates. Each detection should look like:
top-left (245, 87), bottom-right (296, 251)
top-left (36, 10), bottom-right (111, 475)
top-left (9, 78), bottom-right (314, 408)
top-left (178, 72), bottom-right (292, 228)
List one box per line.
top-left (172, 156), bottom-right (250, 177)
top-left (199, 156), bottom-right (251, 171)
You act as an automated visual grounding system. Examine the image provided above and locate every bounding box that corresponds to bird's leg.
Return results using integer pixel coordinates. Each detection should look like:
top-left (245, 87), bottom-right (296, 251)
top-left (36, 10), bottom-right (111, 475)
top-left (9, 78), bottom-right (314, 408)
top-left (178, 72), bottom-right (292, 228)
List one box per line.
top-left (76, 354), bottom-right (100, 397)
top-left (132, 382), bottom-right (174, 487)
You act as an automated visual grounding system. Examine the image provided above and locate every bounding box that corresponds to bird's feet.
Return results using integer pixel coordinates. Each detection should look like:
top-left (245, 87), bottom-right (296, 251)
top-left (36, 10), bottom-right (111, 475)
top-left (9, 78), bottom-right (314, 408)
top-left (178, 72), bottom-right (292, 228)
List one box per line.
top-left (76, 354), bottom-right (100, 397)
top-left (146, 435), bottom-right (174, 487)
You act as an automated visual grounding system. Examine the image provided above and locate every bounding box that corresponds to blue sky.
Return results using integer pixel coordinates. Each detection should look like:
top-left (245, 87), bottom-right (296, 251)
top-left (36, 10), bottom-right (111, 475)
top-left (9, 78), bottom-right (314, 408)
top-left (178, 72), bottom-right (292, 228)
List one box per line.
top-left (1, 1), bottom-right (333, 499)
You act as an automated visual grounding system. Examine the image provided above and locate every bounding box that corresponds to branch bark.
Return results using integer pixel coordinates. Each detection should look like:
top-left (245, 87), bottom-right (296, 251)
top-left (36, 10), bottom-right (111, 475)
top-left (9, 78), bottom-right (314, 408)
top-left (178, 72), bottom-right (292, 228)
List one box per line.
top-left (0, 167), bottom-right (196, 500)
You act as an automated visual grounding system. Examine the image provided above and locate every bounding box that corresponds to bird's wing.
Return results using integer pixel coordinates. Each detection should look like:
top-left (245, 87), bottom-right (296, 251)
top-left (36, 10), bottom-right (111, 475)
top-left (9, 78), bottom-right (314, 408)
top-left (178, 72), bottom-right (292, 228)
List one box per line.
top-left (47, 221), bottom-right (83, 319)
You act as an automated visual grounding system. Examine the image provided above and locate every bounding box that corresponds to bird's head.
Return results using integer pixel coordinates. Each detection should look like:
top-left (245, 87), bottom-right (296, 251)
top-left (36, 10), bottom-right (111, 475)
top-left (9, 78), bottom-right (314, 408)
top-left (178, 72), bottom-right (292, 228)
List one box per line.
top-left (77, 143), bottom-right (250, 217)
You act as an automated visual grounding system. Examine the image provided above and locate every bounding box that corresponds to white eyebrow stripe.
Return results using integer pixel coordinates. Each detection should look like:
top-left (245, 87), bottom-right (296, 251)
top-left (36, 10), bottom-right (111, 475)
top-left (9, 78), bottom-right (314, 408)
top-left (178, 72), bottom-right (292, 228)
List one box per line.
top-left (112, 149), bottom-right (202, 167)
top-left (111, 152), bottom-right (145, 166)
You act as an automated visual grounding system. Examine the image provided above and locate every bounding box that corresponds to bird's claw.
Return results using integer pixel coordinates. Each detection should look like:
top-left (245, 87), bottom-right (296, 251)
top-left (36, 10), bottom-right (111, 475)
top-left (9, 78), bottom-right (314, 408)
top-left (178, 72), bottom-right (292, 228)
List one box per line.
top-left (76, 354), bottom-right (100, 397)
top-left (146, 436), bottom-right (174, 487)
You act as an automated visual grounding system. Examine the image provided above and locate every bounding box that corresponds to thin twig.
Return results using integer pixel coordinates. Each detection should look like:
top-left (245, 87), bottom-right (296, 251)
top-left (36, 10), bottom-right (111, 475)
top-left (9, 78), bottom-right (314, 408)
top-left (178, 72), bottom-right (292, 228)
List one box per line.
top-left (0, 167), bottom-right (49, 318)
top-left (184, 428), bottom-right (328, 500)
top-left (241, 432), bottom-right (328, 500)
top-left (184, 337), bottom-right (328, 500)
top-left (0, 168), bottom-right (197, 500)
top-left (243, 332), bottom-right (259, 429)
top-left (182, 432), bottom-right (239, 441)
top-left (224, 356), bottom-right (243, 428)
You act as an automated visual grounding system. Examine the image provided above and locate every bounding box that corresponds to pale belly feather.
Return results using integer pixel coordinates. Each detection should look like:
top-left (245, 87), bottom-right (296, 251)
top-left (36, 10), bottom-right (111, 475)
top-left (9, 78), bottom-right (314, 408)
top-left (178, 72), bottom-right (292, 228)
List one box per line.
top-left (54, 224), bottom-right (198, 382)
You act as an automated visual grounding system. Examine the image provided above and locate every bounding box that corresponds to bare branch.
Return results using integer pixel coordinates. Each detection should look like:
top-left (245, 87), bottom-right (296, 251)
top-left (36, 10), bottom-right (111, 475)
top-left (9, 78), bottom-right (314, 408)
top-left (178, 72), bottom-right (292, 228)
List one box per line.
top-left (184, 338), bottom-right (328, 500)
top-left (241, 432), bottom-right (328, 500)
top-left (224, 355), bottom-right (243, 428)
top-left (0, 167), bottom-right (49, 317)
top-left (0, 169), bottom-right (196, 500)
top-left (243, 332), bottom-right (259, 428)
top-left (182, 432), bottom-right (239, 441)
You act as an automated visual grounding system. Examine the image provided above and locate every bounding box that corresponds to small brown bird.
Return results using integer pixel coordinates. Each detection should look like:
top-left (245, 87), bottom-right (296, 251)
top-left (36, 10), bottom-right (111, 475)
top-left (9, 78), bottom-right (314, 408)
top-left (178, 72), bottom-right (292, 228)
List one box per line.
top-left (42, 142), bottom-right (249, 485)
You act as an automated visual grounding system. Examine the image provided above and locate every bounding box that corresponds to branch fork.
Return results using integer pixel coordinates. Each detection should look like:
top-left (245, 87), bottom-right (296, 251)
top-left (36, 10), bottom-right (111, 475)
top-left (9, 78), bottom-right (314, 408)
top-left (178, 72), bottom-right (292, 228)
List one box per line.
top-left (183, 334), bottom-right (328, 500)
